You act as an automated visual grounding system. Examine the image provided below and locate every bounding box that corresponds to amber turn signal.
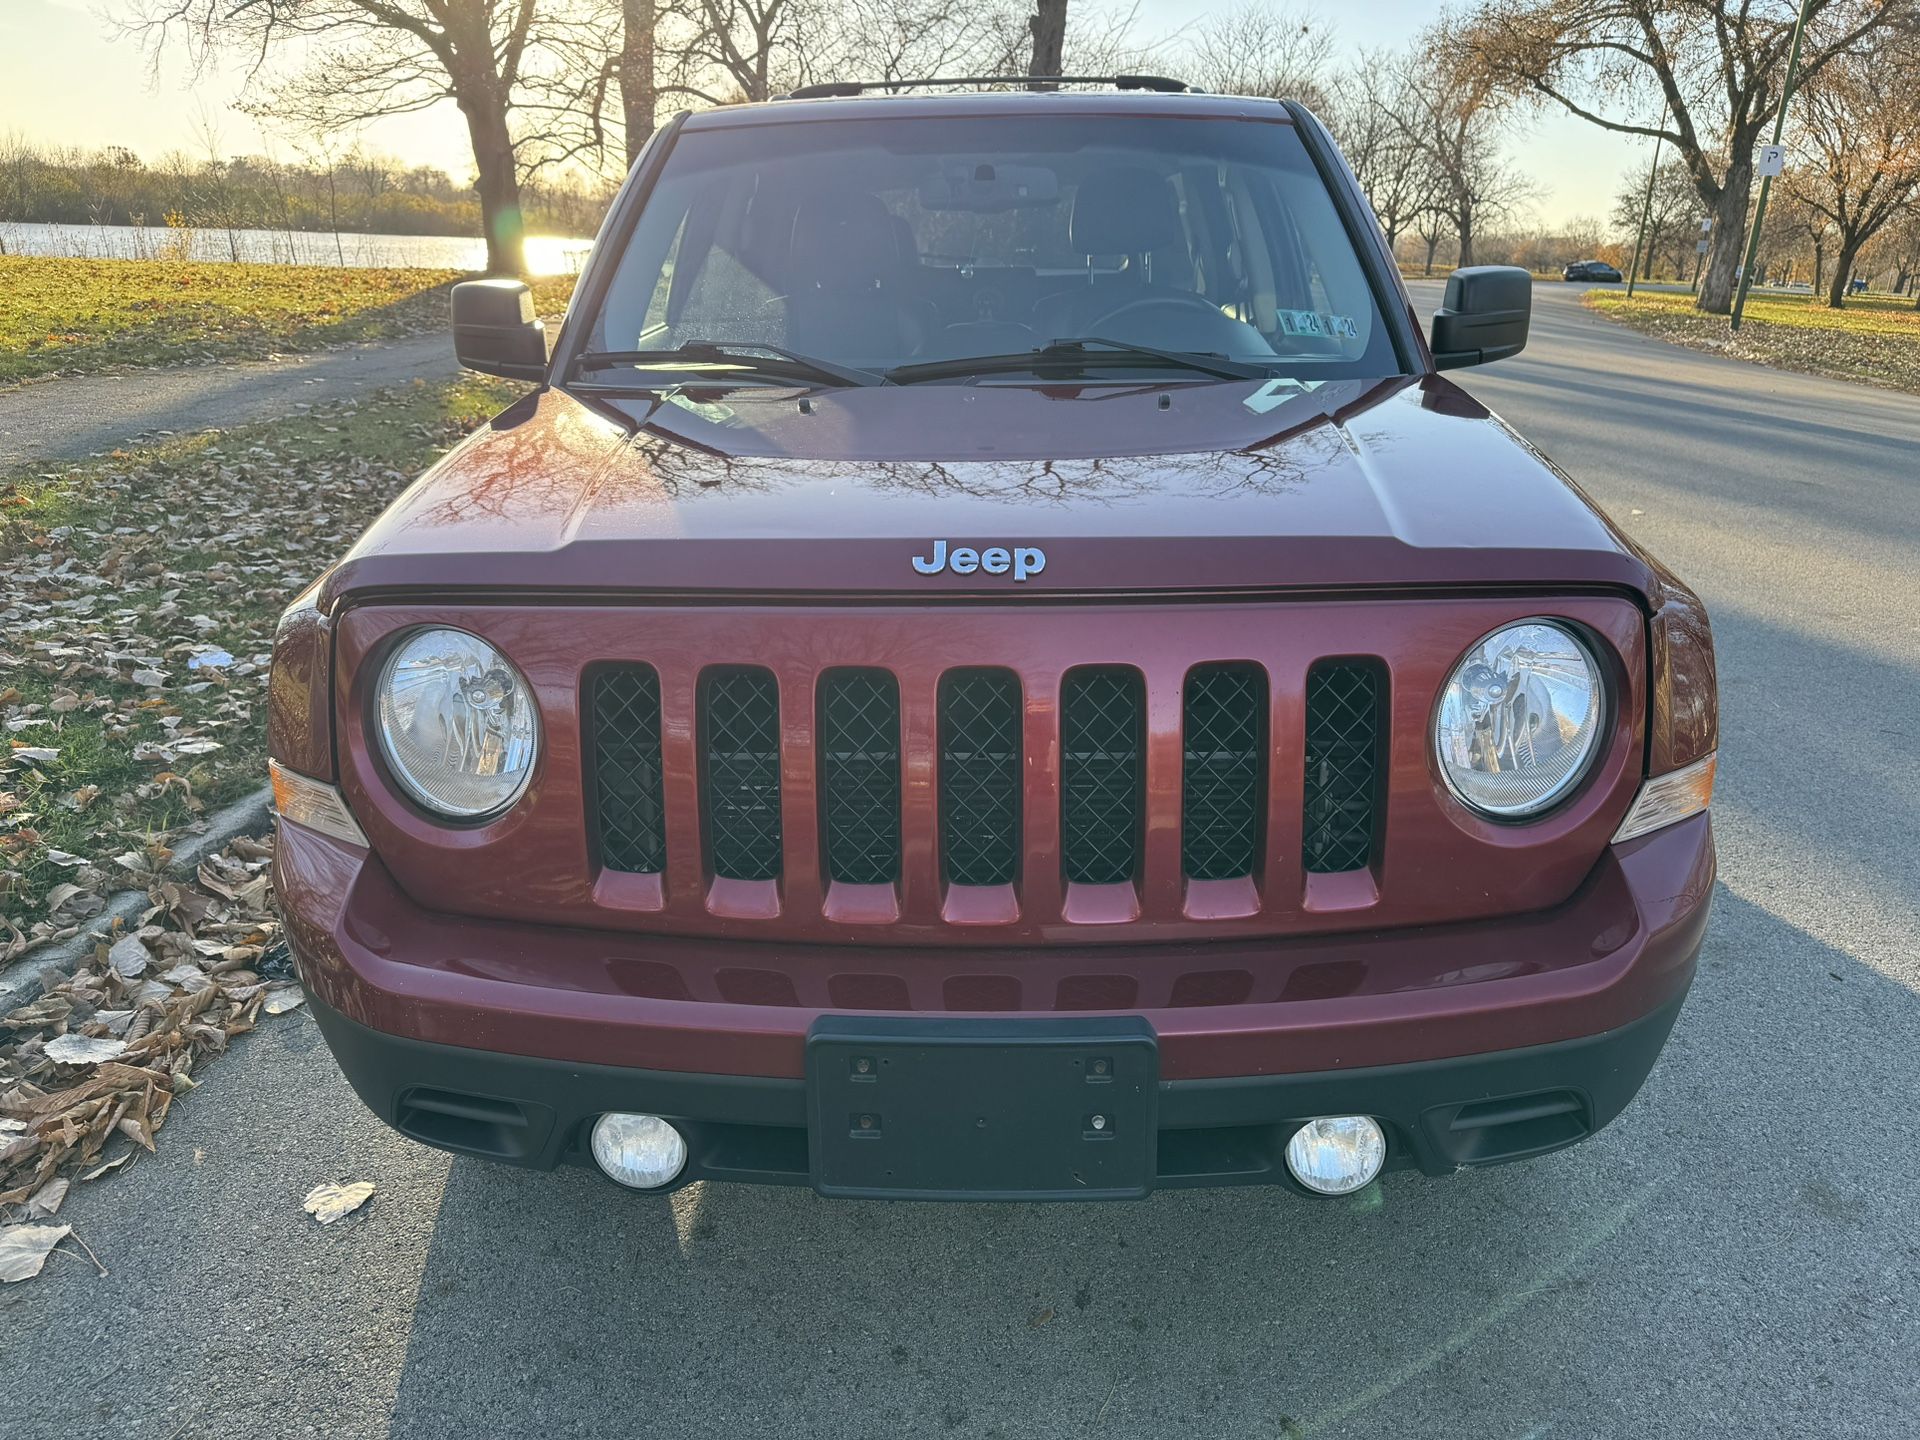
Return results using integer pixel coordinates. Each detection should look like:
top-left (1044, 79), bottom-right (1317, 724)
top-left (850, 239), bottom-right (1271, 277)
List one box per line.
top-left (270, 760), bottom-right (371, 849)
top-left (1613, 753), bottom-right (1716, 845)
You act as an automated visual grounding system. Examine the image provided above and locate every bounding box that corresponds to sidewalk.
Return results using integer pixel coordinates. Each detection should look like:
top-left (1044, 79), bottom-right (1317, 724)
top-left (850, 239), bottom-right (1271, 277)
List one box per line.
top-left (0, 334), bottom-right (458, 471)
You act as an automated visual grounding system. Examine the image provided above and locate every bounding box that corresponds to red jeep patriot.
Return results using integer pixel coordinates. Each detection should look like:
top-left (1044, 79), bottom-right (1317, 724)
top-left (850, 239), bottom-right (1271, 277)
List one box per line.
top-left (268, 79), bottom-right (1717, 1201)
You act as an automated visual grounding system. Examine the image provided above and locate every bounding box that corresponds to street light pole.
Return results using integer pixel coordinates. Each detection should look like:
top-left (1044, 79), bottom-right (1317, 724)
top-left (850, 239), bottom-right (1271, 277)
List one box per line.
top-left (1628, 104), bottom-right (1669, 299)
top-left (1730, 0), bottom-right (1815, 331)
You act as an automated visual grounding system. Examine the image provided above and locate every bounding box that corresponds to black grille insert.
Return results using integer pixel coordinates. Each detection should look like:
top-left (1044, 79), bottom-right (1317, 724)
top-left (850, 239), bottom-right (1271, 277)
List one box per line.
top-left (701, 667), bottom-right (782, 881)
top-left (1061, 668), bottom-right (1144, 885)
top-left (819, 670), bottom-right (901, 885)
top-left (1303, 660), bottom-right (1384, 873)
top-left (589, 665), bottom-right (667, 874)
top-left (939, 669), bottom-right (1021, 886)
top-left (1183, 664), bottom-right (1265, 880)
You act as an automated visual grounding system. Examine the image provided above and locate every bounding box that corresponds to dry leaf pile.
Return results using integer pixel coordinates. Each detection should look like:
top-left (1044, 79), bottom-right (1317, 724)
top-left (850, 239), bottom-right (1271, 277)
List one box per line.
top-left (0, 831), bottom-right (301, 1220)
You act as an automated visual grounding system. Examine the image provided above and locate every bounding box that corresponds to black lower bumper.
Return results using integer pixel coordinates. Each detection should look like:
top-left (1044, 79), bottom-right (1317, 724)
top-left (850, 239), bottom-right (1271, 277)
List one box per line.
top-left (309, 990), bottom-right (1687, 1198)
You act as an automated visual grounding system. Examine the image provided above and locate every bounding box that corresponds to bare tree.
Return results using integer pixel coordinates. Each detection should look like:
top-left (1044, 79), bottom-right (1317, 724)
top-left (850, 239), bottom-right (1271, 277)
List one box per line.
top-left (1455, 0), bottom-right (1920, 314)
top-left (1781, 39), bottom-right (1920, 307)
top-left (818, 0), bottom-right (1028, 85)
top-left (618, 0), bottom-right (661, 165)
top-left (1610, 156), bottom-right (1698, 278)
top-left (1029, 0), bottom-right (1067, 77)
top-left (129, 0), bottom-right (607, 276)
top-left (1185, 3), bottom-right (1335, 112)
top-left (1386, 32), bottom-right (1530, 269)
top-left (1329, 49), bottom-right (1429, 252)
top-left (1883, 208), bottom-right (1920, 299)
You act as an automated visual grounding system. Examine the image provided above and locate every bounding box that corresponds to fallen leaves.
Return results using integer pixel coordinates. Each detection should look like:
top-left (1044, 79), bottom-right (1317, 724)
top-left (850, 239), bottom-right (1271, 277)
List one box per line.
top-left (0, 1222), bottom-right (68, 1282)
top-left (41, 1034), bottom-right (128, 1065)
top-left (303, 1180), bottom-right (375, 1225)
top-left (0, 833), bottom-right (294, 1222)
top-left (1584, 290), bottom-right (1920, 398)
top-left (2, 377), bottom-right (515, 960)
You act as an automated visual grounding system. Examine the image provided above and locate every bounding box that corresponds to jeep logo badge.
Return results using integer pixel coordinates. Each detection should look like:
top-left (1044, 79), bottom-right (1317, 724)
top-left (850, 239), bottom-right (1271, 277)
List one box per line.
top-left (911, 540), bottom-right (1046, 581)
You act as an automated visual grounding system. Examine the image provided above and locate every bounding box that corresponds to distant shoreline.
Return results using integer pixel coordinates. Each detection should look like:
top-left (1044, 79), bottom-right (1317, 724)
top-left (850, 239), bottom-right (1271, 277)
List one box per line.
top-left (0, 220), bottom-right (590, 276)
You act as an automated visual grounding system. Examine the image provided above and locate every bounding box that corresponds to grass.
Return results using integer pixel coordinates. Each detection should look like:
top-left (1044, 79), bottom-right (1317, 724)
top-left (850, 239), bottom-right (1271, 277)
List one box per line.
top-left (0, 374), bottom-right (523, 951)
top-left (1582, 288), bottom-right (1920, 397)
top-left (0, 255), bottom-right (576, 386)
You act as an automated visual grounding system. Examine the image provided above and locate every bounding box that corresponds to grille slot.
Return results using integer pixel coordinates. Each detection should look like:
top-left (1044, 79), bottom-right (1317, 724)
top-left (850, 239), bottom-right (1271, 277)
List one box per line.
top-left (939, 669), bottom-right (1022, 886)
top-left (590, 665), bottom-right (667, 873)
top-left (819, 669), bottom-right (901, 885)
top-left (1061, 668), bottom-right (1144, 885)
top-left (1303, 660), bottom-right (1384, 873)
top-left (702, 667), bottom-right (783, 881)
top-left (1183, 663), bottom-right (1265, 880)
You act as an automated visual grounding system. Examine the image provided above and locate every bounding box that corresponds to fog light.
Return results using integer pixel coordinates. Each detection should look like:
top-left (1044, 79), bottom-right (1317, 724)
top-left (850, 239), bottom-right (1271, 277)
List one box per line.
top-left (590, 1112), bottom-right (687, 1190)
top-left (1285, 1116), bottom-right (1386, 1195)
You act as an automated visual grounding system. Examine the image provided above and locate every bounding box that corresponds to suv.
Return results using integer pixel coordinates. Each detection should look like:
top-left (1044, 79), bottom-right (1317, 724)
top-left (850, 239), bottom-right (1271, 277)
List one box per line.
top-left (1563, 260), bottom-right (1623, 282)
top-left (269, 80), bottom-right (1716, 1202)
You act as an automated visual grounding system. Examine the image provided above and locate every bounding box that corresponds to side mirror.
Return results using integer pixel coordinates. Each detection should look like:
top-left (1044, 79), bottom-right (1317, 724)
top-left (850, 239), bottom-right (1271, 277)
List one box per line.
top-left (1428, 265), bottom-right (1530, 370)
top-left (452, 279), bottom-right (548, 381)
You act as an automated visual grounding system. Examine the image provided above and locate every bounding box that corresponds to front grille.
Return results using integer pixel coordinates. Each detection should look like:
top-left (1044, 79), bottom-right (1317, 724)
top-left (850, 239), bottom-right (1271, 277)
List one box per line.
top-left (1302, 660), bottom-right (1383, 873)
top-left (584, 648), bottom-right (1402, 910)
top-left (1183, 664), bottom-right (1264, 880)
top-left (1060, 668), bottom-right (1144, 885)
top-left (939, 669), bottom-right (1021, 886)
top-left (702, 667), bottom-right (782, 881)
top-left (819, 669), bottom-right (901, 884)
top-left (589, 665), bottom-right (666, 873)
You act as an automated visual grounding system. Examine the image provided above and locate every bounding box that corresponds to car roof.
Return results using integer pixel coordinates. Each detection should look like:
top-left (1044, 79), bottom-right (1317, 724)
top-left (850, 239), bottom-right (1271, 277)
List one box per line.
top-left (679, 89), bottom-right (1297, 131)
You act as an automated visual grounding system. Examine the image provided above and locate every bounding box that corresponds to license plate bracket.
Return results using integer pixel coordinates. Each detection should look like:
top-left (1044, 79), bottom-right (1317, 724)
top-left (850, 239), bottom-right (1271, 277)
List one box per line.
top-left (806, 1015), bottom-right (1159, 1200)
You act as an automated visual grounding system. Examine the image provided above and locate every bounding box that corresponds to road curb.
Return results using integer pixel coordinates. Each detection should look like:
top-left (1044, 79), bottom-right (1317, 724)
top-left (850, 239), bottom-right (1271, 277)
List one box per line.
top-left (0, 782), bottom-right (275, 1016)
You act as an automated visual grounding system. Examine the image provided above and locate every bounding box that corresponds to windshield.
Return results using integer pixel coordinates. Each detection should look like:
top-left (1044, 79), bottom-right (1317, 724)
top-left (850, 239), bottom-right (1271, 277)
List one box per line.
top-left (584, 114), bottom-right (1401, 382)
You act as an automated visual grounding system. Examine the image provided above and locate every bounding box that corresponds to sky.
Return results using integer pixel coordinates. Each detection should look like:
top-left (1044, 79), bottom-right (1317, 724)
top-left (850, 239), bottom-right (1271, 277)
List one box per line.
top-left (0, 0), bottom-right (1642, 230)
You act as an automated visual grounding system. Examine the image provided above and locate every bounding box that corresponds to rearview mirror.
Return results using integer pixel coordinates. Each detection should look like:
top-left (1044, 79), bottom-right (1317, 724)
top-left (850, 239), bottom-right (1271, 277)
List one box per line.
top-left (917, 160), bottom-right (1061, 212)
top-left (452, 279), bottom-right (548, 381)
top-left (1428, 266), bottom-right (1530, 370)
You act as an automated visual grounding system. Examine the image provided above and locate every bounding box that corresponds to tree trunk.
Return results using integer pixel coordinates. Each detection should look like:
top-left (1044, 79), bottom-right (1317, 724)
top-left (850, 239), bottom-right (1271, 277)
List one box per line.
top-left (461, 90), bottom-right (527, 276)
top-left (620, 0), bottom-right (658, 169)
top-left (1826, 239), bottom-right (1864, 309)
top-left (1455, 198), bottom-right (1474, 268)
top-left (1813, 244), bottom-right (1825, 295)
top-left (1696, 164), bottom-right (1751, 314)
top-left (1423, 235), bottom-right (1439, 275)
top-left (1028, 0), bottom-right (1067, 79)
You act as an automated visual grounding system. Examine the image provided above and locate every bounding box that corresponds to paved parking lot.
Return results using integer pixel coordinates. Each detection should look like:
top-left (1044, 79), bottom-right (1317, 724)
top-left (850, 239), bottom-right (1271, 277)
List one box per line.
top-left (4, 283), bottom-right (1917, 1438)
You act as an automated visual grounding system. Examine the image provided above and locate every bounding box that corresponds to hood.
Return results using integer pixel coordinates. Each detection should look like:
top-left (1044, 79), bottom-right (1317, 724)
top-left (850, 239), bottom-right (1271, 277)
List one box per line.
top-left (318, 374), bottom-right (1656, 608)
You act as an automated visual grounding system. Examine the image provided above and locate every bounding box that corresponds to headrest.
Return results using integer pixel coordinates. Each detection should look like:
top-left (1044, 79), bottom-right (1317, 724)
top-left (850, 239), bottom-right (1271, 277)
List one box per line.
top-left (1069, 165), bottom-right (1180, 255)
top-left (790, 192), bottom-right (900, 290)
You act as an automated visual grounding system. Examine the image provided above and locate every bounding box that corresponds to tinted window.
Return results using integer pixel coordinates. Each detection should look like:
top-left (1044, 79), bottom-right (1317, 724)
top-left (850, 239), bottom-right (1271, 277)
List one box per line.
top-left (589, 114), bottom-right (1400, 379)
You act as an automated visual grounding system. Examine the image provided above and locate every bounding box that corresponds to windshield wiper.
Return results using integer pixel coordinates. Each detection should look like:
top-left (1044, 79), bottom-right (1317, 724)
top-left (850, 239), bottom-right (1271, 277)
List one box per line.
top-left (572, 341), bottom-right (886, 388)
top-left (886, 336), bottom-right (1270, 385)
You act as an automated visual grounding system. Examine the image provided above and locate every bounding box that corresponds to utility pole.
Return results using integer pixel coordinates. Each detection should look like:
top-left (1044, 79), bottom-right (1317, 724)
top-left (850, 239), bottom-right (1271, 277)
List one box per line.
top-left (1731, 0), bottom-right (1814, 331)
top-left (1627, 104), bottom-right (1669, 299)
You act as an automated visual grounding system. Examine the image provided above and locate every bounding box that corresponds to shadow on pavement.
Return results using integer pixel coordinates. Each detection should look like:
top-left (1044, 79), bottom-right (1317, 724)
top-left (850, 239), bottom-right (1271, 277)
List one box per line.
top-left (379, 888), bottom-right (1918, 1440)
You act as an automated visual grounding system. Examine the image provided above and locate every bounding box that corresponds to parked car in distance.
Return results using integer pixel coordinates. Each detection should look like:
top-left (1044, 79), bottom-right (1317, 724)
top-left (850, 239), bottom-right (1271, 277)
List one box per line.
top-left (269, 77), bottom-right (1718, 1205)
top-left (1564, 260), bottom-right (1624, 282)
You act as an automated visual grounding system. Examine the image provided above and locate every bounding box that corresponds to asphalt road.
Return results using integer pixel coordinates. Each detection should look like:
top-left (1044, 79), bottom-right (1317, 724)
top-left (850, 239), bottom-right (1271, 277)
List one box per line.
top-left (0, 333), bottom-right (459, 471)
top-left (5, 283), bottom-right (1918, 1439)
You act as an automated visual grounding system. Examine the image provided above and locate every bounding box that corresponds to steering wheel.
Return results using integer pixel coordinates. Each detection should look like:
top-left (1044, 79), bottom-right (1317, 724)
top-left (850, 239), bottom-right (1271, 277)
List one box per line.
top-left (1081, 292), bottom-right (1226, 331)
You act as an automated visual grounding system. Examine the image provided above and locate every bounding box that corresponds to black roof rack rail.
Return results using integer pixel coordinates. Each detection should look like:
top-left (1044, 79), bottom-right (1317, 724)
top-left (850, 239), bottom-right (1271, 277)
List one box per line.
top-left (779, 75), bottom-right (1193, 101)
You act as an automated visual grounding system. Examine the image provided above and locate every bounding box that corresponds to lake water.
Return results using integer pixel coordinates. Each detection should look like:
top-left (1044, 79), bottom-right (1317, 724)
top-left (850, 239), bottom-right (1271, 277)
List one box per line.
top-left (0, 221), bottom-right (592, 275)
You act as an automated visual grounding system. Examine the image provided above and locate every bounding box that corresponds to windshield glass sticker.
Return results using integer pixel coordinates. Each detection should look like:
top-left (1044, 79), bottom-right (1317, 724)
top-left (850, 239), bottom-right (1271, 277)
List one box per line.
top-left (1276, 310), bottom-right (1358, 340)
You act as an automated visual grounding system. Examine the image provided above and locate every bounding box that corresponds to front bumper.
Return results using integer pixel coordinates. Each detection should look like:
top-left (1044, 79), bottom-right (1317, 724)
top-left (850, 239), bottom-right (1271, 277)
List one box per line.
top-left (279, 813), bottom-right (1712, 1193)
top-left (309, 987), bottom-right (1688, 1192)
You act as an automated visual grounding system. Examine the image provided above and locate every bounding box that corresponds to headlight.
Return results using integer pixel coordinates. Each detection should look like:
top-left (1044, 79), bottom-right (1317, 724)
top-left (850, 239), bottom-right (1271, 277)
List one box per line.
top-left (375, 628), bottom-right (539, 819)
top-left (1434, 620), bottom-right (1604, 818)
